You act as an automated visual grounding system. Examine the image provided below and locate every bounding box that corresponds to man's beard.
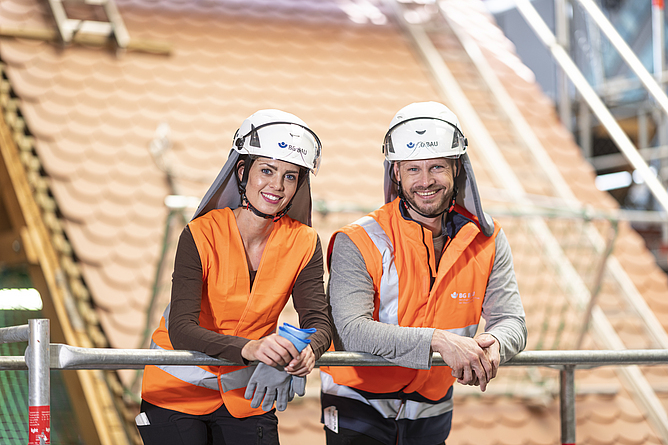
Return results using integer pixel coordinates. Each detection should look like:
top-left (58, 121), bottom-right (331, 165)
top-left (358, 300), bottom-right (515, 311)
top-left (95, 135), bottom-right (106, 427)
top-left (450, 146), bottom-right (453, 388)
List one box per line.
top-left (401, 185), bottom-right (453, 218)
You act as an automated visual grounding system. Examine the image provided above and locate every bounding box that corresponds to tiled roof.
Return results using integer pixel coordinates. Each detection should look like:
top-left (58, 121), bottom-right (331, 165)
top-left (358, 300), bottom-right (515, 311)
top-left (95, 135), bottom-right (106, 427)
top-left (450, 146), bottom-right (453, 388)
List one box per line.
top-left (1, 0), bottom-right (668, 444)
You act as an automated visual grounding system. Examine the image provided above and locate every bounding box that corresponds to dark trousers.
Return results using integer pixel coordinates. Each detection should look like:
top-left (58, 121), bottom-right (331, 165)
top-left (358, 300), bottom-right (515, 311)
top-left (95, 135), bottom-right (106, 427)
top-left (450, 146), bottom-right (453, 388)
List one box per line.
top-left (325, 427), bottom-right (387, 445)
top-left (325, 427), bottom-right (446, 445)
top-left (321, 390), bottom-right (452, 445)
top-left (138, 400), bottom-right (279, 445)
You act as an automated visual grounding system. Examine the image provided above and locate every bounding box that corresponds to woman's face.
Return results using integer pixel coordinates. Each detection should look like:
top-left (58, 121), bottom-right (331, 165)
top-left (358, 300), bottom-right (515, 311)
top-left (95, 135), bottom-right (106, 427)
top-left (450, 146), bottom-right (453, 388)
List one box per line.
top-left (240, 157), bottom-right (301, 216)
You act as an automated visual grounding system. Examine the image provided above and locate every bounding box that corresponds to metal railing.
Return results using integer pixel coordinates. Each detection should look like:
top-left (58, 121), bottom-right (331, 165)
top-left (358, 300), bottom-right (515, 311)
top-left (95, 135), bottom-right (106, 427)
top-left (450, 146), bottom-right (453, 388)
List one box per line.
top-left (3, 320), bottom-right (668, 445)
top-left (1, 319), bottom-right (50, 445)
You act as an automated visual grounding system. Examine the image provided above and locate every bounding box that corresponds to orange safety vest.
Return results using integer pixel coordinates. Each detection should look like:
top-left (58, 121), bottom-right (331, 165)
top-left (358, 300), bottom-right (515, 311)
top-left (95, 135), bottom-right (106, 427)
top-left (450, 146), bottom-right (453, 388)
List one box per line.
top-left (321, 199), bottom-right (500, 401)
top-left (142, 207), bottom-right (318, 417)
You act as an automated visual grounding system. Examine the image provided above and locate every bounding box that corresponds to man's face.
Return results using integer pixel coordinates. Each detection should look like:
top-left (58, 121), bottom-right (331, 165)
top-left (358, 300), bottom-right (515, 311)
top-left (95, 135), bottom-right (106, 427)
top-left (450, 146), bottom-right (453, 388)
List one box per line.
top-left (394, 157), bottom-right (457, 218)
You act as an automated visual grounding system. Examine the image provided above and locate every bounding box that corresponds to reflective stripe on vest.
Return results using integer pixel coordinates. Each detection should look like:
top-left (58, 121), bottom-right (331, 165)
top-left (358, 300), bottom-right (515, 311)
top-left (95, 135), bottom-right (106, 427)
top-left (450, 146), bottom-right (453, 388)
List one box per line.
top-left (356, 216), bottom-right (479, 337)
top-left (161, 303), bottom-right (171, 330)
top-left (356, 216), bottom-right (399, 325)
top-left (149, 304), bottom-right (222, 391)
top-left (447, 324), bottom-right (478, 338)
top-left (321, 372), bottom-right (453, 421)
top-left (218, 366), bottom-right (257, 392)
top-left (150, 341), bottom-right (220, 391)
top-left (149, 304), bottom-right (258, 393)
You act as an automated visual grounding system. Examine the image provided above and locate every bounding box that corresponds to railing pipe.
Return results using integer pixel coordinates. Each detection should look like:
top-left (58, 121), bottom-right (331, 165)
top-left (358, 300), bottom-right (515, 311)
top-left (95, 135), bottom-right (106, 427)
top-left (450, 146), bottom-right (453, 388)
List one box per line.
top-left (503, 348), bottom-right (668, 367)
top-left (27, 319), bottom-right (50, 445)
top-left (40, 344), bottom-right (668, 369)
top-left (7, 345), bottom-right (668, 370)
top-left (0, 356), bottom-right (28, 370)
top-left (0, 324), bottom-right (30, 344)
top-left (560, 365), bottom-right (576, 445)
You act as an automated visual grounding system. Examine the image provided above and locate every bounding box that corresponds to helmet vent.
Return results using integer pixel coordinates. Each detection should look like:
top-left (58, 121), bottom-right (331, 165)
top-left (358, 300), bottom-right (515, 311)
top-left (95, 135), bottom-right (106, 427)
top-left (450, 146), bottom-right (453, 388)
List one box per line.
top-left (249, 124), bottom-right (261, 148)
top-left (451, 132), bottom-right (459, 148)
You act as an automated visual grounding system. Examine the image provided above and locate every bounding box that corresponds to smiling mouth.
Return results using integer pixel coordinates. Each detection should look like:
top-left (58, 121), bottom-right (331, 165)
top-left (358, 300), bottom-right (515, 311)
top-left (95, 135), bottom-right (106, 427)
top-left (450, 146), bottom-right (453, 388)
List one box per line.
top-left (414, 189), bottom-right (441, 198)
top-left (261, 192), bottom-right (282, 203)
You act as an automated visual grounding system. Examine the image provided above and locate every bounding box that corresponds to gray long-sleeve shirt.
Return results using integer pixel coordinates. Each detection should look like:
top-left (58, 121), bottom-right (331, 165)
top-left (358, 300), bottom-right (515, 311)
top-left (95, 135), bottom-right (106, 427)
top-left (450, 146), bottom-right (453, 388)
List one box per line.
top-left (328, 228), bottom-right (527, 370)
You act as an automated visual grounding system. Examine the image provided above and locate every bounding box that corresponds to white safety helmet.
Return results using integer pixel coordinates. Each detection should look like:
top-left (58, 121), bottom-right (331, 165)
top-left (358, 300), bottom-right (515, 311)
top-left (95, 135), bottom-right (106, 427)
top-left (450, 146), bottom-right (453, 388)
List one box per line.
top-left (191, 109), bottom-right (322, 226)
top-left (233, 109), bottom-right (322, 175)
top-left (382, 101), bottom-right (494, 236)
top-left (383, 101), bottom-right (467, 162)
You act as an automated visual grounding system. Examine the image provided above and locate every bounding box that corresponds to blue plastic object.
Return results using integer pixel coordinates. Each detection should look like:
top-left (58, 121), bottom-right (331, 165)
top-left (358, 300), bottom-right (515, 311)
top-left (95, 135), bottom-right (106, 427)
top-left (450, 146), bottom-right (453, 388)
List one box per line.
top-left (283, 323), bottom-right (316, 339)
top-left (278, 323), bottom-right (315, 352)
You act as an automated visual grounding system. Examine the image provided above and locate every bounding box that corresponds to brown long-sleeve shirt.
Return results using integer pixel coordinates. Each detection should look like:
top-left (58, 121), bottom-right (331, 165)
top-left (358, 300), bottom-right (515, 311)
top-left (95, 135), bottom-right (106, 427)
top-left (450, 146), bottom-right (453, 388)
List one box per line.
top-left (168, 226), bottom-right (332, 365)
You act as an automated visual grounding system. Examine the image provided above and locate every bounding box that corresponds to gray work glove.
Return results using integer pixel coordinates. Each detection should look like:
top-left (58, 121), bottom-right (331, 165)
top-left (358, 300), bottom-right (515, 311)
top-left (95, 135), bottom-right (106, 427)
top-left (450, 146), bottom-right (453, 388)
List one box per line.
top-left (288, 375), bottom-right (306, 401)
top-left (244, 363), bottom-right (292, 411)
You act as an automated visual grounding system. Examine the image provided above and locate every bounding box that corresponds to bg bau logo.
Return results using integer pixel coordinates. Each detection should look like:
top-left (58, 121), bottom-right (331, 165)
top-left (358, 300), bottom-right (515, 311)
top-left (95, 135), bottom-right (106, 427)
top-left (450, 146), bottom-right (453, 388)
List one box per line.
top-left (450, 291), bottom-right (477, 304)
top-left (406, 141), bottom-right (439, 149)
top-left (278, 142), bottom-right (307, 155)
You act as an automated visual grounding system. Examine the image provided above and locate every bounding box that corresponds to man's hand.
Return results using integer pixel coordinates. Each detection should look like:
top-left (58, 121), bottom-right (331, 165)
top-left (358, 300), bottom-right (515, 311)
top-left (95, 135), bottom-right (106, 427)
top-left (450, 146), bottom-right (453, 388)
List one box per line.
top-left (431, 330), bottom-right (494, 392)
top-left (241, 334), bottom-right (299, 367)
top-left (476, 333), bottom-right (500, 381)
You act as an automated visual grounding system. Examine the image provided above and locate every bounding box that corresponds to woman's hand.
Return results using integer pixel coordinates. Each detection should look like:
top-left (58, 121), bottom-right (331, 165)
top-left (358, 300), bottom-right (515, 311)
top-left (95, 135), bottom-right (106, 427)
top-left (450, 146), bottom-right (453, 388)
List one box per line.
top-left (241, 334), bottom-right (299, 367)
top-left (284, 345), bottom-right (315, 376)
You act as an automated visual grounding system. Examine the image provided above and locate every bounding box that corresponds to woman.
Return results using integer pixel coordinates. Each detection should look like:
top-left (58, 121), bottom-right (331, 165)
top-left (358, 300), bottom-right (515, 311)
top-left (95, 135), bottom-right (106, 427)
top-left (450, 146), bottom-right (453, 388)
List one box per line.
top-left (139, 109), bottom-right (332, 444)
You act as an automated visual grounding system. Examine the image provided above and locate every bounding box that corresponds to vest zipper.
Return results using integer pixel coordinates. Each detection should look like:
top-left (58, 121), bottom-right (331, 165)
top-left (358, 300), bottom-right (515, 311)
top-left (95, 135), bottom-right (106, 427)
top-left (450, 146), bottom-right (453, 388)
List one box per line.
top-left (420, 226), bottom-right (436, 290)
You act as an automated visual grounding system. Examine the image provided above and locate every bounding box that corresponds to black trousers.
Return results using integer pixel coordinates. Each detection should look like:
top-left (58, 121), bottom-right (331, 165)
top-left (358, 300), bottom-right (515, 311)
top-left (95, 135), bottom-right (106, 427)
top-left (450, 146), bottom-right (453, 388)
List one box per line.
top-left (325, 427), bottom-right (445, 445)
top-left (138, 400), bottom-right (279, 445)
top-left (325, 427), bottom-right (386, 445)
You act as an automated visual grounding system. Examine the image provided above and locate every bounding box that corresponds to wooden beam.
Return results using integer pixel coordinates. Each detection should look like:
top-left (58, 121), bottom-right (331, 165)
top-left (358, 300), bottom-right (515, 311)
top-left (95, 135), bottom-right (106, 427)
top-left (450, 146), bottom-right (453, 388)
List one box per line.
top-left (0, 27), bottom-right (171, 55)
top-left (0, 229), bottom-right (27, 264)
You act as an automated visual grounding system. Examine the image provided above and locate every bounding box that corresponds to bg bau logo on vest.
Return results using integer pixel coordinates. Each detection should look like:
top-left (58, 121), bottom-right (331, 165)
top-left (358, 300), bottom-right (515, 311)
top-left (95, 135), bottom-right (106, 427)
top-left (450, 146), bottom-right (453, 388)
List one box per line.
top-left (450, 291), bottom-right (478, 304)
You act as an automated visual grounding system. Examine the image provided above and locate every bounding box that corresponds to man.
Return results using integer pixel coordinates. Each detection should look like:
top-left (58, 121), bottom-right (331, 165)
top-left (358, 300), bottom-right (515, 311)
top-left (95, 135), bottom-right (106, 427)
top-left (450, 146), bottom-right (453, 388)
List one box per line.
top-left (320, 102), bottom-right (527, 445)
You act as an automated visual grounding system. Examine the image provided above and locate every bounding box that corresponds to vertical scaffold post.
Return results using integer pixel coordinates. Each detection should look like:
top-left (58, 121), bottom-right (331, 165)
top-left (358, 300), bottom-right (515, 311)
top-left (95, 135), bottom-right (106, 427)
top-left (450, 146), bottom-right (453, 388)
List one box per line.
top-left (28, 319), bottom-right (50, 445)
top-left (560, 364), bottom-right (576, 445)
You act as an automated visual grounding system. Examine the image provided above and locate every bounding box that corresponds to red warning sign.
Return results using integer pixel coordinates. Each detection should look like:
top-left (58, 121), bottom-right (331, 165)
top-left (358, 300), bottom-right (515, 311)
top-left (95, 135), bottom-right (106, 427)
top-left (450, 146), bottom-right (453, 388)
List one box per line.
top-left (28, 405), bottom-right (50, 445)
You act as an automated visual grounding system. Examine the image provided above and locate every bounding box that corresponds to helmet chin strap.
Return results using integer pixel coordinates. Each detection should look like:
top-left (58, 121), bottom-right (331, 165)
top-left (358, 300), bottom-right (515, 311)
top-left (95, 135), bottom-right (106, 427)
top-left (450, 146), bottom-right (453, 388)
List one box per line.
top-left (240, 191), bottom-right (293, 222)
